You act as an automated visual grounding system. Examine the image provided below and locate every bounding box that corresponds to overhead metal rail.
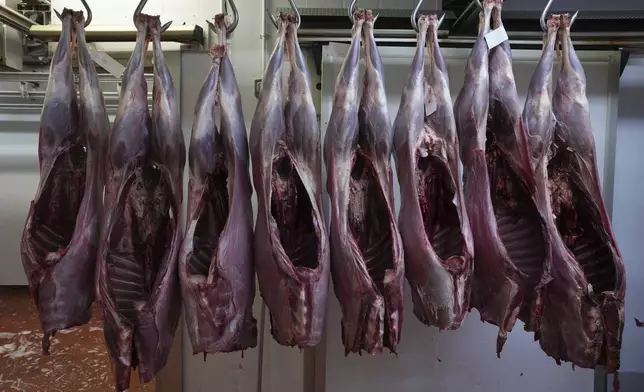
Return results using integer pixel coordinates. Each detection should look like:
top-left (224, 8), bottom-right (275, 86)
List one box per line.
top-left (295, 27), bottom-right (644, 49)
top-left (28, 24), bottom-right (204, 43)
top-left (0, 71), bottom-right (153, 83)
top-left (277, 6), bottom-right (644, 50)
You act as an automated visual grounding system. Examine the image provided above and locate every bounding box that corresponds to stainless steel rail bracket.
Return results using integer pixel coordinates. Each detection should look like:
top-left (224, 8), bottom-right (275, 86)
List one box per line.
top-left (254, 78), bottom-right (262, 99)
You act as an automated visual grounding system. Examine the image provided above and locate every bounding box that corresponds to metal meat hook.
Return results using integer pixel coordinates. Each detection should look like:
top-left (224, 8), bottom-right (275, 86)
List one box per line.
top-left (450, 0), bottom-right (481, 34)
top-left (53, 0), bottom-right (92, 27)
top-left (411, 0), bottom-right (446, 32)
top-left (540, 0), bottom-right (579, 32)
top-left (133, 0), bottom-right (172, 33)
top-left (348, 0), bottom-right (357, 22)
top-left (206, 0), bottom-right (239, 34)
top-left (267, 0), bottom-right (300, 30)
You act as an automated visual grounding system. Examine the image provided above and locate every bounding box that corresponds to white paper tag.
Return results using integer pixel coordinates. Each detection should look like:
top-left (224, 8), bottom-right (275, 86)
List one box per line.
top-left (425, 99), bottom-right (438, 117)
top-left (485, 26), bottom-right (509, 49)
top-left (89, 49), bottom-right (126, 80)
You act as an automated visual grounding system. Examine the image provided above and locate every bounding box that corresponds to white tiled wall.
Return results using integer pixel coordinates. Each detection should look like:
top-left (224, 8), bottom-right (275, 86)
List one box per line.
top-left (612, 53), bottom-right (644, 381)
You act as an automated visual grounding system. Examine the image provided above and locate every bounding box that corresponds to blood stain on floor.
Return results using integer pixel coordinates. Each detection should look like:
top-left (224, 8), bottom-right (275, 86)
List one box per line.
top-left (0, 286), bottom-right (155, 391)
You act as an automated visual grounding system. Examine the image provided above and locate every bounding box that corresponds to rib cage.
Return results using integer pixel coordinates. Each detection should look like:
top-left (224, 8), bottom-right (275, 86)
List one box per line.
top-left (188, 164), bottom-right (229, 277)
top-left (189, 236), bottom-right (212, 276)
top-left (432, 225), bottom-right (464, 261)
top-left (572, 242), bottom-right (616, 294)
top-left (270, 152), bottom-right (319, 270)
top-left (364, 236), bottom-right (394, 286)
top-left (30, 144), bottom-right (87, 260)
top-left (549, 162), bottom-right (618, 294)
top-left (106, 167), bottom-right (173, 323)
top-left (495, 207), bottom-right (547, 281)
top-left (30, 224), bottom-right (67, 260)
top-left (487, 145), bottom-right (547, 284)
top-left (416, 154), bottom-right (464, 261)
top-left (349, 151), bottom-right (394, 292)
top-left (288, 234), bottom-right (318, 264)
top-left (107, 252), bottom-right (146, 322)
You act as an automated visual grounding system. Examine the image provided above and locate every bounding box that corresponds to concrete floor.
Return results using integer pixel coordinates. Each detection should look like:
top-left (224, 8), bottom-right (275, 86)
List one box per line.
top-left (0, 286), bottom-right (155, 392)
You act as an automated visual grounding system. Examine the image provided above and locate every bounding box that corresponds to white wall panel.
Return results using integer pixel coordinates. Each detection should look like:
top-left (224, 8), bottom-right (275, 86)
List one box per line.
top-left (612, 54), bottom-right (644, 378)
top-left (0, 131), bottom-right (38, 286)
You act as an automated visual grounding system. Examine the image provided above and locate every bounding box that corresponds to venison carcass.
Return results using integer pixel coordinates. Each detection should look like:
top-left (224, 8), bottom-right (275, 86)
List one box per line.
top-left (485, 1), bottom-right (550, 332)
top-left (325, 9), bottom-right (404, 355)
top-left (454, 0), bottom-right (548, 355)
top-left (180, 14), bottom-right (257, 354)
top-left (530, 13), bottom-right (626, 374)
top-left (96, 15), bottom-right (185, 390)
top-left (522, 12), bottom-right (573, 352)
top-left (393, 14), bottom-right (473, 330)
top-left (20, 9), bottom-right (104, 354)
top-left (250, 13), bottom-right (329, 348)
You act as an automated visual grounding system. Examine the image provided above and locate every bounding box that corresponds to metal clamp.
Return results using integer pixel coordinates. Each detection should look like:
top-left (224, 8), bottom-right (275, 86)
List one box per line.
top-left (254, 78), bottom-right (262, 98)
